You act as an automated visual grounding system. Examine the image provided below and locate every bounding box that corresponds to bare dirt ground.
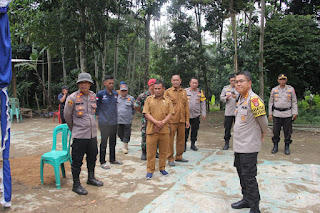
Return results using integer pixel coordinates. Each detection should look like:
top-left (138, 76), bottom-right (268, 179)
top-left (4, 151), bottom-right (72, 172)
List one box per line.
top-left (2, 111), bottom-right (320, 213)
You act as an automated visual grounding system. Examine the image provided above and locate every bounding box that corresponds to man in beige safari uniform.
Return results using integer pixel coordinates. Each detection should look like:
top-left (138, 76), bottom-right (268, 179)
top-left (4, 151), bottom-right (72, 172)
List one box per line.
top-left (268, 74), bottom-right (298, 155)
top-left (64, 73), bottom-right (103, 195)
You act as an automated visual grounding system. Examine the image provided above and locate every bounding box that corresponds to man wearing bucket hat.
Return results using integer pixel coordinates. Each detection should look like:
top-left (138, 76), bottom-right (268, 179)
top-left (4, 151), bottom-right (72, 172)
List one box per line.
top-left (64, 72), bottom-right (103, 195)
top-left (268, 74), bottom-right (298, 155)
top-left (135, 78), bottom-right (156, 160)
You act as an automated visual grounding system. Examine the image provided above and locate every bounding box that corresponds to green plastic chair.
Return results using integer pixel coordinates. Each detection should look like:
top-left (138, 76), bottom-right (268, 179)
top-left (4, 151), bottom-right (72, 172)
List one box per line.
top-left (9, 98), bottom-right (23, 123)
top-left (40, 124), bottom-right (72, 189)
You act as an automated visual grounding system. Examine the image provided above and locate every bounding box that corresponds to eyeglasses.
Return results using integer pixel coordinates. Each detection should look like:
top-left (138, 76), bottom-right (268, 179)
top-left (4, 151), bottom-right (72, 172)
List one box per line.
top-left (235, 80), bottom-right (248, 84)
top-left (279, 78), bottom-right (286, 80)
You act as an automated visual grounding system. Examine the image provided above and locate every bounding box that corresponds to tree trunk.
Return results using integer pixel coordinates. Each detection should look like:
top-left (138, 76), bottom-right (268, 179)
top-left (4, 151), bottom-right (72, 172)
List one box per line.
top-left (47, 48), bottom-right (52, 111)
top-left (101, 33), bottom-right (108, 80)
top-left (79, 41), bottom-right (87, 73)
top-left (230, 0), bottom-right (238, 73)
top-left (42, 53), bottom-right (45, 106)
top-left (114, 33), bottom-right (119, 79)
top-left (259, 0), bottom-right (266, 99)
top-left (61, 46), bottom-right (67, 84)
top-left (144, 14), bottom-right (151, 88)
top-left (94, 50), bottom-right (100, 92)
top-left (75, 44), bottom-right (80, 70)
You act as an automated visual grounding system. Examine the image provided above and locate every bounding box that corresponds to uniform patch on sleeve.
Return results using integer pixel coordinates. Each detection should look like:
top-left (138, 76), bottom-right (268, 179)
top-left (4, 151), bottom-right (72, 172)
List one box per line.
top-left (250, 97), bottom-right (266, 117)
top-left (68, 100), bottom-right (73, 106)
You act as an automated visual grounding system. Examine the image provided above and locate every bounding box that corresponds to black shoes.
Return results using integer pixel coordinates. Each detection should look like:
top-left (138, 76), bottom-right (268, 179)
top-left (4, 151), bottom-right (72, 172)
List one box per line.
top-left (231, 199), bottom-right (250, 209)
top-left (223, 141), bottom-right (229, 150)
top-left (271, 143), bottom-right (278, 154)
top-left (141, 149), bottom-right (147, 160)
top-left (191, 142), bottom-right (198, 151)
top-left (72, 184), bottom-right (88, 195)
top-left (175, 158), bottom-right (189, 162)
top-left (87, 178), bottom-right (103, 187)
top-left (285, 143), bottom-right (290, 155)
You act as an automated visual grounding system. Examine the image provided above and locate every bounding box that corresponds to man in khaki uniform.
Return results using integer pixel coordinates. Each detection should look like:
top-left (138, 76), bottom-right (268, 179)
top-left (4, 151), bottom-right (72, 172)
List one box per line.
top-left (231, 71), bottom-right (268, 213)
top-left (164, 75), bottom-right (190, 167)
top-left (220, 73), bottom-right (238, 150)
top-left (185, 77), bottom-right (206, 151)
top-left (64, 73), bottom-right (103, 195)
top-left (268, 74), bottom-right (298, 155)
top-left (143, 80), bottom-right (174, 179)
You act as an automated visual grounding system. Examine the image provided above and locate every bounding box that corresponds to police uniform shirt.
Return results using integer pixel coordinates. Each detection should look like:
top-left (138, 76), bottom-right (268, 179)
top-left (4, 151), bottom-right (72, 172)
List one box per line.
top-left (268, 85), bottom-right (298, 118)
top-left (64, 90), bottom-right (97, 139)
top-left (185, 88), bottom-right (206, 119)
top-left (142, 95), bottom-right (174, 134)
top-left (233, 90), bottom-right (269, 153)
top-left (164, 86), bottom-right (190, 123)
top-left (220, 85), bottom-right (238, 116)
top-left (117, 94), bottom-right (135, 125)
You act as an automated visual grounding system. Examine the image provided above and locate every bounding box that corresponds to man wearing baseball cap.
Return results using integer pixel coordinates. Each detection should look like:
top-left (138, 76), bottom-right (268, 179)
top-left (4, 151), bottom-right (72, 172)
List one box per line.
top-left (268, 74), bottom-right (298, 155)
top-left (117, 83), bottom-right (135, 154)
top-left (135, 79), bottom-right (156, 160)
top-left (64, 72), bottom-right (103, 195)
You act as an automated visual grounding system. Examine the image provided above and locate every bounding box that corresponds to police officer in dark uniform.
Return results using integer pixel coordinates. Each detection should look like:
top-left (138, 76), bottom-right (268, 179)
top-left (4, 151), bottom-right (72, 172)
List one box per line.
top-left (64, 73), bottom-right (103, 195)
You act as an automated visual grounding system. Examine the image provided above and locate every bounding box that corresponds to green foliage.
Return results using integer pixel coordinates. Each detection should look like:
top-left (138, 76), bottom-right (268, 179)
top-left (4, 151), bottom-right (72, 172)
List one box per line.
top-left (296, 93), bottom-right (320, 124)
top-left (264, 15), bottom-right (320, 98)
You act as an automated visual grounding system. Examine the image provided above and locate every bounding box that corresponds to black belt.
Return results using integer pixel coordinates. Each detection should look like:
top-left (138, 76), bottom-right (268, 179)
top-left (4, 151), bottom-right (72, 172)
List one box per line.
top-left (274, 106), bottom-right (292, 111)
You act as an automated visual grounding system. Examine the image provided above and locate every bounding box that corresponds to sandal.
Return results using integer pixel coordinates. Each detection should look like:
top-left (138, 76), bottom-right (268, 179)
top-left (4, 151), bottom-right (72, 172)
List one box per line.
top-left (110, 160), bottom-right (123, 165)
top-left (100, 163), bottom-right (110, 169)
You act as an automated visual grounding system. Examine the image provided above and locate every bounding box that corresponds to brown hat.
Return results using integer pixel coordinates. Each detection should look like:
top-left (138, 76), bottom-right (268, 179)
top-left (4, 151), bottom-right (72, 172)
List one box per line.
top-left (278, 74), bottom-right (287, 80)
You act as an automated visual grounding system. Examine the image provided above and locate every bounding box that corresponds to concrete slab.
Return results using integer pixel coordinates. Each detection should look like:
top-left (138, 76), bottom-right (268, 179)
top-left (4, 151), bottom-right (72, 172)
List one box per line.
top-left (4, 117), bottom-right (320, 212)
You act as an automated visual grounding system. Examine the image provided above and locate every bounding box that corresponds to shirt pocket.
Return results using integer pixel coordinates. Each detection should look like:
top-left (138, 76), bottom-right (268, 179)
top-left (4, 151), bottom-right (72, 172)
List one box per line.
top-left (76, 106), bottom-right (85, 118)
top-left (91, 103), bottom-right (97, 113)
top-left (238, 108), bottom-right (248, 123)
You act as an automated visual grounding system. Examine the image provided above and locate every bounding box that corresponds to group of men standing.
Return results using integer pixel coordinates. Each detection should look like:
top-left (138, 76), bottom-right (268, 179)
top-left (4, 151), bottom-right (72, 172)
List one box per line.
top-left (62, 71), bottom-right (298, 213)
top-left (220, 72), bottom-right (298, 213)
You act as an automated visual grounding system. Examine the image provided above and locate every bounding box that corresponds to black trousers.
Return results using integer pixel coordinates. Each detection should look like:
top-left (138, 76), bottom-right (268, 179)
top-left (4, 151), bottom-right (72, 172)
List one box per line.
top-left (71, 137), bottom-right (98, 179)
top-left (224, 116), bottom-right (235, 142)
top-left (272, 117), bottom-right (292, 144)
top-left (185, 116), bottom-right (200, 143)
top-left (117, 124), bottom-right (132, 143)
top-left (100, 124), bottom-right (117, 164)
top-left (234, 152), bottom-right (260, 207)
top-left (60, 111), bottom-right (66, 124)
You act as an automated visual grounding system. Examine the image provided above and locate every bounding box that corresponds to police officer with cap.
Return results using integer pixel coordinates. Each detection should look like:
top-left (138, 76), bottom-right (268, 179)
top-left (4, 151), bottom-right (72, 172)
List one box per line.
top-left (64, 72), bottom-right (103, 195)
top-left (268, 74), bottom-right (298, 155)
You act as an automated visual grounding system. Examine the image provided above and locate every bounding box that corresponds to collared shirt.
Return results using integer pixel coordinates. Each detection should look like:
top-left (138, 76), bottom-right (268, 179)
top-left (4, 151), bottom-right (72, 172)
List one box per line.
top-left (143, 95), bottom-right (174, 134)
top-left (117, 94), bottom-right (135, 124)
top-left (185, 87), bottom-right (206, 119)
top-left (233, 89), bottom-right (269, 153)
top-left (64, 90), bottom-right (97, 139)
top-left (268, 85), bottom-right (298, 118)
top-left (220, 85), bottom-right (238, 116)
top-left (96, 89), bottom-right (118, 125)
top-left (164, 86), bottom-right (190, 123)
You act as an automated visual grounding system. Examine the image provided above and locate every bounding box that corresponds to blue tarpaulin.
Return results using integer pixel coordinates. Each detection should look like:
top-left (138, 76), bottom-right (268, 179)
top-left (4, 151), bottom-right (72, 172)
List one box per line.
top-left (0, 0), bottom-right (12, 208)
